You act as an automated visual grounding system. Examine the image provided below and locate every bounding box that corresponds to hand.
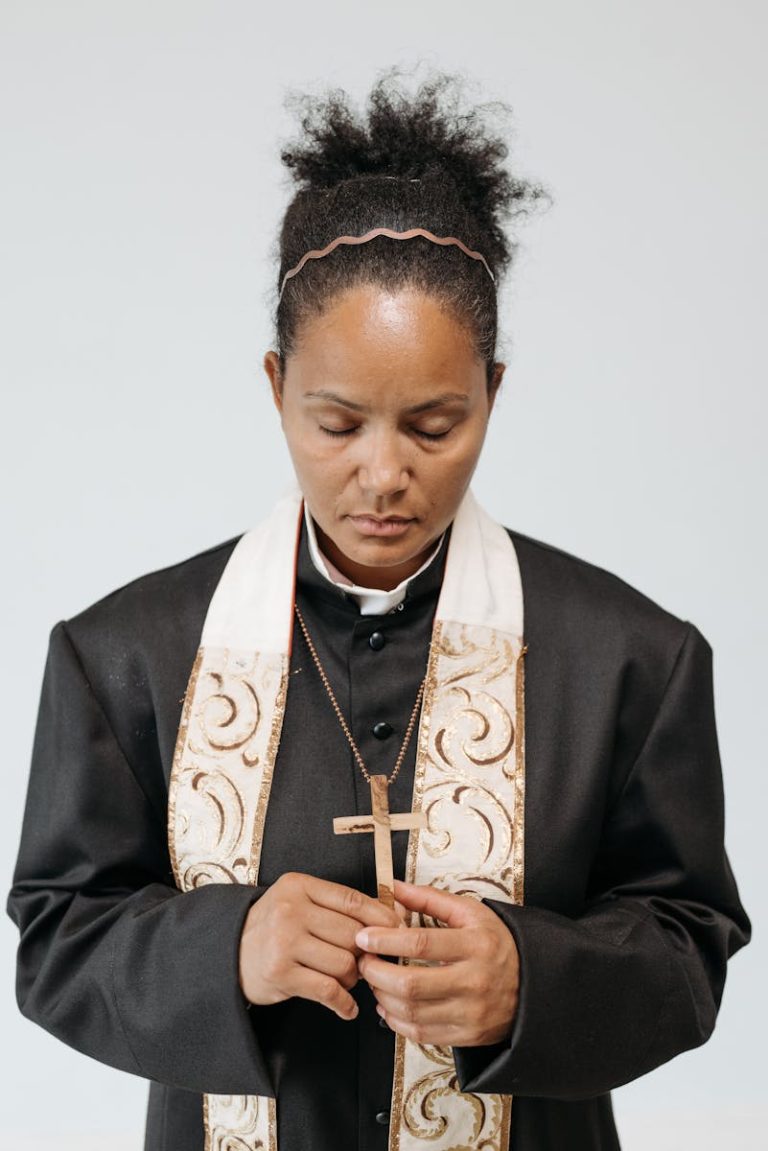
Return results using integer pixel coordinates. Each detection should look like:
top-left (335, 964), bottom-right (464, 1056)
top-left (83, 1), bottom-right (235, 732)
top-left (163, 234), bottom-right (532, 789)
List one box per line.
top-left (238, 872), bottom-right (401, 1020)
top-left (356, 879), bottom-right (520, 1047)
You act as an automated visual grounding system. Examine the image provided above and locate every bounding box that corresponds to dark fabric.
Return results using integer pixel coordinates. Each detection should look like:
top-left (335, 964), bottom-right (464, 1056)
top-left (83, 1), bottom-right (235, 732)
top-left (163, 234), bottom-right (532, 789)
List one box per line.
top-left (6, 518), bottom-right (751, 1151)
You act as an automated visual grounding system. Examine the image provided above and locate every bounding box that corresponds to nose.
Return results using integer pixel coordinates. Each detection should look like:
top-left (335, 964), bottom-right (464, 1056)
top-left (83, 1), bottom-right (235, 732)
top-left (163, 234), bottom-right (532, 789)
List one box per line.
top-left (356, 430), bottom-right (409, 499)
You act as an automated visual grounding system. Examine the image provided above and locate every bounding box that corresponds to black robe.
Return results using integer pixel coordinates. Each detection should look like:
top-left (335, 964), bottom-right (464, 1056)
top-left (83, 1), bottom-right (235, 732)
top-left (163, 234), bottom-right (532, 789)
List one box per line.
top-left (6, 518), bottom-right (751, 1151)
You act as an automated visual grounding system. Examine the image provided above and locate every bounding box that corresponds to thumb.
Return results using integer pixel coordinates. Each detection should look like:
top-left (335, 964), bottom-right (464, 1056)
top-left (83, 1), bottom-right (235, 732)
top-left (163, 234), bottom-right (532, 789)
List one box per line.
top-left (392, 879), bottom-right (479, 928)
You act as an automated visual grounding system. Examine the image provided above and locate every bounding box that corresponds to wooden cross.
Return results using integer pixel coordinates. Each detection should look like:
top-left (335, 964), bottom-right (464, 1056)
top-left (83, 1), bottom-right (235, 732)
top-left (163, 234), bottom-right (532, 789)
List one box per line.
top-left (333, 774), bottom-right (427, 908)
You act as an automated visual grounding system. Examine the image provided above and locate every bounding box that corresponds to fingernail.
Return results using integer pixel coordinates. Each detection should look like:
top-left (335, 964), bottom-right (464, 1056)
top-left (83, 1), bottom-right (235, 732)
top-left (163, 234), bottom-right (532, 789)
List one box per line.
top-left (349, 1003), bottom-right (359, 1019)
top-left (356, 930), bottom-right (370, 949)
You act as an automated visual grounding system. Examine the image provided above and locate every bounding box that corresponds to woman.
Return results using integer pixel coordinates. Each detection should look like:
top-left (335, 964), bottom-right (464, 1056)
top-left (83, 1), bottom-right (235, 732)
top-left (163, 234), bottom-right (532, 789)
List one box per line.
top-left (7, 68), bottom-right (751, 1151)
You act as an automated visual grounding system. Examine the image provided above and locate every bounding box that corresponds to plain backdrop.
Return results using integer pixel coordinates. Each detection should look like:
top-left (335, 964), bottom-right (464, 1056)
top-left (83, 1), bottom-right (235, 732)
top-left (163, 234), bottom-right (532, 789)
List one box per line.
top-left (1, 2), bottom-right (764, 1147)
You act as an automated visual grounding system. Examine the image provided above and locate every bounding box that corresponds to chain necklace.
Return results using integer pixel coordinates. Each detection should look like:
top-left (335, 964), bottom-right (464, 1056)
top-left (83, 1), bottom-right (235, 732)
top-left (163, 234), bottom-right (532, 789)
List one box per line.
top-left (293, 601), bottom-right (429, 908)
top-left (294, 603), bottom-right (427, 786)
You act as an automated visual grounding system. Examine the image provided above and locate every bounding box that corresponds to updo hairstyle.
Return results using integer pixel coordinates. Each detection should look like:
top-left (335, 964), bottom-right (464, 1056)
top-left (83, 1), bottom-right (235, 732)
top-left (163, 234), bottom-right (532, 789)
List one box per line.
top-left (270, 65), bottom-right (551, 390)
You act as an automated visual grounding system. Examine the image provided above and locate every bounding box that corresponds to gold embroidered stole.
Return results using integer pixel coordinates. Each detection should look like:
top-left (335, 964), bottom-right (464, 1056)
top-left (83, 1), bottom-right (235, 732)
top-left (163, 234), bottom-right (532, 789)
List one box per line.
top-left (168, 484), bottom-right (526, 1151)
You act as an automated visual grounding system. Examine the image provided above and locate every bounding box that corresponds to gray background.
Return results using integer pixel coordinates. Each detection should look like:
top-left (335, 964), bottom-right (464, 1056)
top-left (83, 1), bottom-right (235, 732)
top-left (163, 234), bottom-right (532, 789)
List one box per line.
top-left (1, 1), bottom-right (763, 1146)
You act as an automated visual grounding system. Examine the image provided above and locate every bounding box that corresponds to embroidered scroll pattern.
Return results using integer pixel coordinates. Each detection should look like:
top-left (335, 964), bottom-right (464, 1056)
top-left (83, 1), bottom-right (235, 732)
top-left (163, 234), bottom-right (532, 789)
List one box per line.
top-left (390, 620), bottom-right (526, 1151)
top-left (202, 1094), bottom-right (277, 1151)
top-left (168, 624), bottom-right (525, 1151)
top-left (168, 644), bottom-right (286, 1151)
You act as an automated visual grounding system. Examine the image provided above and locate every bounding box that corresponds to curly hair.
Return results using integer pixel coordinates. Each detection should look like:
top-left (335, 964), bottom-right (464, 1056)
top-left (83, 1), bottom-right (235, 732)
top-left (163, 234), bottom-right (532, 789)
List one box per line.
top-left (270, 64), bottom-right (552, 389)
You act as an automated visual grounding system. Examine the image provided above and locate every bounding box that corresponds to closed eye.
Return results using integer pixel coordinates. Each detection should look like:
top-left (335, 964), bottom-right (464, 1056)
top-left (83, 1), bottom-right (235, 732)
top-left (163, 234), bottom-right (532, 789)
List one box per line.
top-left (319, 426), bottom-right (451, 441)
top-left (320, 426), bottom-right (356, 438)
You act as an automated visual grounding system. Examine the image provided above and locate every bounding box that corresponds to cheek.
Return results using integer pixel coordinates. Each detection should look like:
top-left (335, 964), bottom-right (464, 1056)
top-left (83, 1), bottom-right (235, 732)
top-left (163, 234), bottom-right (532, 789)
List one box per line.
top-left (284, 422), bottom-right (336, 470)
top-left (284, 432), bottom-right (352, 503)
top-left (424, 431), bottom-right (485, 494)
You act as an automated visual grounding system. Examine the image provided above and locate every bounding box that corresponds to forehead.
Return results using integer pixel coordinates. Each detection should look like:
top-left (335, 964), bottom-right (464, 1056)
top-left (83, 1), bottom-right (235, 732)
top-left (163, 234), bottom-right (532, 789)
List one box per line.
top-left (287, 285), bottom-right (482, 393)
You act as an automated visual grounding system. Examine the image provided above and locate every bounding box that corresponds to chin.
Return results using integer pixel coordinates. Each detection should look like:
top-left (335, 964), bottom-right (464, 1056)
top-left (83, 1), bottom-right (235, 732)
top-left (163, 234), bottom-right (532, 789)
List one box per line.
top-left (349, 540), bottom-right (436, 580)
top-left (344, 536), bottom-right (416, 563)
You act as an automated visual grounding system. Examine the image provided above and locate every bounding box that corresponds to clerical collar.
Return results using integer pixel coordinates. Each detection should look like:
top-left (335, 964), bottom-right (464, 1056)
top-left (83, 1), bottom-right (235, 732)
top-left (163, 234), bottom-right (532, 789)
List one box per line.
top-left (303, 504), bottom-right (447, 616)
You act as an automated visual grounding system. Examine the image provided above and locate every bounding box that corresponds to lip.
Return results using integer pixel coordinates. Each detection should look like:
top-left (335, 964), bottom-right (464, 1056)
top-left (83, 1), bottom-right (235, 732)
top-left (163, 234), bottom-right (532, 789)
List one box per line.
top-left (347, 514), bottom-right (415, 538)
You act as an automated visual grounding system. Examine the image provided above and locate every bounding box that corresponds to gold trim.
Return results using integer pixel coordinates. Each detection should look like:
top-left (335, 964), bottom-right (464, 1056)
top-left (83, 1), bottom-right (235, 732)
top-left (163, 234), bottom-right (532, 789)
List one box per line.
top-left (390, 622), bottom-right (442, 1151)
top-left (513, 644), bottom-right (527, 904)
top-left (203, 1092), bottom-right (210, 1151)
top-left (390, 1032), bottom-right (406, 1151)
top-left (404, 620), bottom-right (443, 888)
top-left (389, 623), bottom-right (526, 1151)
top-left (500, 1095), bottom-right (513, 1147)
top-left (268, 1096), bottom-right (278, 1150)
top-left (169, 644), bottom-right (288, 1151)
top-left (167, 645), bottom-right (204, 890)
top-left (247, 653), bottom-right (289, 885)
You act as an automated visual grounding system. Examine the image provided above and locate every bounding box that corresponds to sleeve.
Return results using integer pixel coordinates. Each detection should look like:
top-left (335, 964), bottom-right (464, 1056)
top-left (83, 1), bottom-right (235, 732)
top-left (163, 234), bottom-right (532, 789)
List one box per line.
top-left (452, 621), bottom-right (752, 1100)
top-left (6, 619), bottom-right (276, 1096)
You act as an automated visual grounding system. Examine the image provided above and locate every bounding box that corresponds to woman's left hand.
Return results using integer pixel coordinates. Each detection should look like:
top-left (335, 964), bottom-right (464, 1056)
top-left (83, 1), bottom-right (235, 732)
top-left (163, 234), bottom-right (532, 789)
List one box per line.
top-left (355, 878), bottom-right (520, 1047)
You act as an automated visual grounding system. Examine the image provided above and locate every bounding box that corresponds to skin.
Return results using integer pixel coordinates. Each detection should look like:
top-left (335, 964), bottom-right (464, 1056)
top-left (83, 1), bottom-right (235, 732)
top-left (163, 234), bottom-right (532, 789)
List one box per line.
top-left (263, 284), bottom-right (504, 590)
top-left (358, 880), bottom-right (520, 1046)
top-left (238, 284), bottom-right (520, 1045)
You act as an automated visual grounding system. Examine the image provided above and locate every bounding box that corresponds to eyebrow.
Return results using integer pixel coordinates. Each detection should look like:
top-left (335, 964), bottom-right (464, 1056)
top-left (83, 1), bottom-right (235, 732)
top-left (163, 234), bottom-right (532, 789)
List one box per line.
top-left (303, 389), bottom-right (470, 414)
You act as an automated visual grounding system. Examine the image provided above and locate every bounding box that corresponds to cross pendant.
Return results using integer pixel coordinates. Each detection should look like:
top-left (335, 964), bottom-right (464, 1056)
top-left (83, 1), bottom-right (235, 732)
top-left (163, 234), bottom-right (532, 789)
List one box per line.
top-left (333, 774), bottom-right (427, 909)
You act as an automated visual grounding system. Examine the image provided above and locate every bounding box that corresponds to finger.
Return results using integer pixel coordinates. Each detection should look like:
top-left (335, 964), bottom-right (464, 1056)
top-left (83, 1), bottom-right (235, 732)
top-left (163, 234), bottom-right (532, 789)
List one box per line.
top-left (359, 953), bottom-right (458, 1001)
top-left (291, 962), bottom-right (359, 1021)
top-left (376, 1006), bottom-right (463, 1047)
top-left (372, 987), bottom-right (451, 1020)
top-left (392, 880), bottom-right (481, 928)
top-left (304, 904), bottom-right (373, 954)
top-left (355, 924), bottom-right (468, 962)
top-left (373, 993), bottom-right (462, 1030)
top-left (377, 999), bottom-right (514, 1048)
top-left (303, 875), bottom-right (401, 929)
top-left (294, 936), bottom-right (360, 990)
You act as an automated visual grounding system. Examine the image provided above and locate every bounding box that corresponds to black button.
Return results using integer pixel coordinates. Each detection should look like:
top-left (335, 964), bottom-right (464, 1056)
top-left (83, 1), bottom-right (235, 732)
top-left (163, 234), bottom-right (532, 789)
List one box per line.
top-left (369, 631), bottom-right (386, 651)
top-left (372, 722), bottom-right (393, 740)
top-left (375, 1111), bottom-right (390, 1126)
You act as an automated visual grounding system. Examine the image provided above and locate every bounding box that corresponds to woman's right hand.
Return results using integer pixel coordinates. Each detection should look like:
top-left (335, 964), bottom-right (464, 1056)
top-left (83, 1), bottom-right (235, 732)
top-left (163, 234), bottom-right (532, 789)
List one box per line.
top-left (238, 872), bottom-right (403, 1020)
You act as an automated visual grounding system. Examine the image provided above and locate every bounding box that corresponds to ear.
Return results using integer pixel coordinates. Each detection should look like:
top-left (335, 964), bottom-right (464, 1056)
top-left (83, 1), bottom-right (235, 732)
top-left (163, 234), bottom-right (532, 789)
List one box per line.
top-left (263, 350), bottom-right (284, 415)
top-left (487, 362), bottom-right (505, 416)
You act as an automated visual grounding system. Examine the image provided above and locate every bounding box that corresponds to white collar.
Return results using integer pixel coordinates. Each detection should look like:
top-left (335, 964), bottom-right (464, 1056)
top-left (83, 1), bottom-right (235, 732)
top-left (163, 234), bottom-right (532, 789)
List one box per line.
top-left (303, 504), bottom-right (445, 616)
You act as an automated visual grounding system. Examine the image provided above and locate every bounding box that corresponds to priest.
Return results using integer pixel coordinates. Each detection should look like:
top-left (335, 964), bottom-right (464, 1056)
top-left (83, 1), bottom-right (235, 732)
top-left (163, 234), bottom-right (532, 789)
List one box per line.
top-left (6, 72), bottom-right (752, 1151)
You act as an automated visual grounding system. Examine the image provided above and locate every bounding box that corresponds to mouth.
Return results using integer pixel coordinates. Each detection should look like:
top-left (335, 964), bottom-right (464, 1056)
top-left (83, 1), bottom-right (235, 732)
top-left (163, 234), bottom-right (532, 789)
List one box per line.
top-left (347, 514), bottom-right (416, 537)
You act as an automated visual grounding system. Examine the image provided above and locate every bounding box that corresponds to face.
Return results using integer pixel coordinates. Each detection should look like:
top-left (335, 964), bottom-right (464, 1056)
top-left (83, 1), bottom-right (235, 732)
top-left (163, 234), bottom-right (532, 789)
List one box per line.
top-left (264, 284), bottom-right (504, 590)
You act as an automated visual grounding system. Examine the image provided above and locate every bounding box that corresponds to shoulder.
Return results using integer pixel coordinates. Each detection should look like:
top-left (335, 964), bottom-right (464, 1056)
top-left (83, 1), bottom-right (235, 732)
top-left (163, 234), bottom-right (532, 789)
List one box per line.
top-left (36, 536), bottom-right (245, 819)
top-left (60, 533), bottom-right (244, 667)
top-left (505, 525), bottom-right (708, 669)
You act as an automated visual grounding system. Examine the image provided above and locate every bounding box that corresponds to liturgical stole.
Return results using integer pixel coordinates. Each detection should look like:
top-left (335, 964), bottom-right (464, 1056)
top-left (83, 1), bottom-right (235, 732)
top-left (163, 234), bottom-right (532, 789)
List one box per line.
top-left (168, 483), bottom-right (527, 1151)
